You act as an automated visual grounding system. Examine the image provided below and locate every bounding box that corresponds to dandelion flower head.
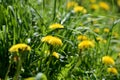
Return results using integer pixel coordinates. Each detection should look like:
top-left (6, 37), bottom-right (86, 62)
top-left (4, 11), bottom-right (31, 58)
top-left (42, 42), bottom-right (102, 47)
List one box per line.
top-left (41, 35), bottom-right (63, 46)
top-left (74, 6), bottom-right (87, 14)
top-left (102, 56), bottom-right (115, 65)
top-left (67, 1), bottom-right (78, 9)
top-left (93, 28), bottom-right (100, 33)
top-left (52, 52), bottom-right (60, 59)
top-left (9, 43), bottom-right (31, 53)
top-left (96, 37), bottom-right (103, 42)
top-left (49, 23), bottom-right (64, 29)
top-left (99, 2), bottom-right (110, 11)
top-left (41, 36), bottom-right (53, 42)
top-left (107, 67), bottom-right (118, 75)
top-left (77, 35), bottom-right (88, 41)
top-left (102, 39), bottom-right (107, 44)
top-left (117, 0), bottom-right (120, 7)
top-left (90, 4), bottom-right (99, 10)
top-left (89, 0), bottom-right (96, 3)
top-left (112, 32), bottom-right (119, 38)
top-left (104, 28), bottom-right (110, 33)
top-left (78, 40), bottom-right (94, 49)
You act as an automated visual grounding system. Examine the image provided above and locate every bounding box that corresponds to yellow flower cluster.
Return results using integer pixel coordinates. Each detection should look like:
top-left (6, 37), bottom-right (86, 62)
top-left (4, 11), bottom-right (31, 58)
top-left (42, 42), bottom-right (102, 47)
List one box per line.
top-left (102, 40), bottom-right (107, 44)
top-left (95, 37), bottom-right (107, 43)
top-left (74, 6), bottom-right (87, 14)
top-left (96, 37), bottom-right (103, 42)
top-left (112, 32), bottom-right (119, 38)
top-left (49, 23), bottom-right (64, 30)
top-left (78, 40), bottom-right (94, 49)
top-left (102, 56), bottom-right (118, 75)
top-left (90, 4), bottom-right (99, 10)
top-left (102, 56), bottom-right (115, 65)
top-left (90, 1), bottom-right (110, 11)
top-left (89, 0), bottom-right (96, 3)
top-left (41, 35), bottom-right (63, 46)
top-left (93, 28), bottom-right (100, 33)
top-left (52, 52), bottom-right (59, 59)
top-left (9, 43), bottom-right (31, 53)
top-left (117, 0), bottom-right (120, 6)
top-left (104, 28), bottom-right (110, 33)
top-left (66, 1), bottom-right (78, 9)
top-left (99, 2), bottom-right (110, 11)
top-left (66, 1), bottom-right (87, 14)
top-left (77, 35), bottom-right (88, 41)
top-left (107, 67), bottom-right (118, 75)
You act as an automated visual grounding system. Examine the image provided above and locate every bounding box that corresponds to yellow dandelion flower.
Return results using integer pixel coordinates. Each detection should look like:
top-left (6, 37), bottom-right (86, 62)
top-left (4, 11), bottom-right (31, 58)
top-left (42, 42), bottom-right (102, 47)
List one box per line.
top-left (112, 32), bottom-right (119, 38)
top-left (77, 35), bottom-right (88, 41)
top-left (107, 67), bottom-right (118, 75)
top-left (117, 0), bottom-right (120, 7)
top-left (78, 40), bottom-right (94, 49)
top-left (74, 6), bottom-right (87, 14)
top-left (41, 36), bottom-right (53, 42)
top-left (52, 52), bottom-right (59, 59)
top-left (90, 0), bottom-right (96, 3)
top-left (9, 43), bottom-right (31, 53)
top-left (82, 8), bottom-right (87, 14)
top-left (99, 2), bottom-right (110, 11)
top-left (74, 6), bottom-right (84, 12)
top-left (96, 37), bottom-right (103, 42)
top-left (104, 28), bottom-right (110, 33)
top-left (102, 39), bottom-right (107, 44)
top-left (49, 23), bottom-right (64, 29)
top-left (48, 37), bottom-right (63, 46)
top-left (102, 56), bottom-right (115, 65)
top-left (90, 4), bottom-right (99, 10)
top-left (93, 28), bottom-right (100, 33)
top-left (67, 1), bottom-right (78, 9)
top-left (41, 36), bottom-right (63, 46)
top-left (117, 53), bottom-right (120, 57)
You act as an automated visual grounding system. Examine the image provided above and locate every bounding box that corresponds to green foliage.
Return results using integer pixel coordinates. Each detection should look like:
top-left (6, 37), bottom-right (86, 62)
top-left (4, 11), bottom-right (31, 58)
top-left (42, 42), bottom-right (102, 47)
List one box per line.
top-left (0, 0), bottom-right (120, 80)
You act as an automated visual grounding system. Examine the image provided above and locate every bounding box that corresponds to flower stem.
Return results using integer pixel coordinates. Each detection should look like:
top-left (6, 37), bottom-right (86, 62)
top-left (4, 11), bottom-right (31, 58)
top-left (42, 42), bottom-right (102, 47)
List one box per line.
top-left (5, 63), bottom-right (12, 80)
top-left (13, 57), bottom-right (22, 80)
top-left (5, 55), bottom-right (13, 80)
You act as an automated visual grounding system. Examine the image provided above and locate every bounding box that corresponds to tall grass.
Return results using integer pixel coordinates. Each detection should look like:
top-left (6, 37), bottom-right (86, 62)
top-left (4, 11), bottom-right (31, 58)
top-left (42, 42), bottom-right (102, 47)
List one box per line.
top-left (0, 0), bottom-right (120, 80)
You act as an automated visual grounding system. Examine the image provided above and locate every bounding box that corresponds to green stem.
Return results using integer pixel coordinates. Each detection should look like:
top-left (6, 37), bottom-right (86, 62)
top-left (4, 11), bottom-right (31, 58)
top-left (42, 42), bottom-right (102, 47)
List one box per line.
top-left (45, 55), bottom-right (52, 78)
top-left (13, 57), bottom-right (22, 80)
top-left (53, 0), bottom-right (57, 20)
top-left (5, 55), bottom-right (13, 80)
top-left (5, 63), bottom-right (12, 80)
